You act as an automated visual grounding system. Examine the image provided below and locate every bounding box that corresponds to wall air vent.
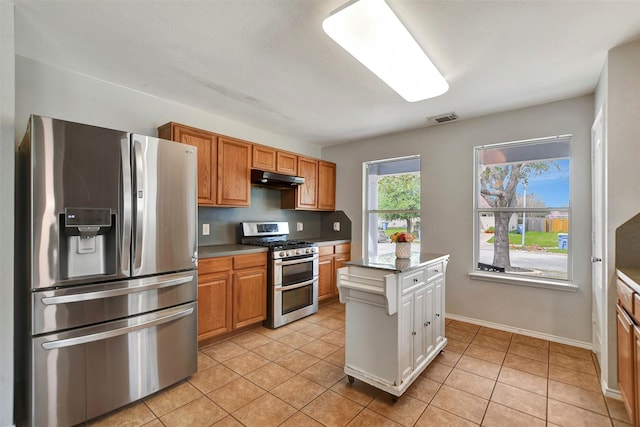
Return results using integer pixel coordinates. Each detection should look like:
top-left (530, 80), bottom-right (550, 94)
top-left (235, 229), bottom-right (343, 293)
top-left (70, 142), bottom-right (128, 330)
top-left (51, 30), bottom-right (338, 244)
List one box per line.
top-left (427, 112), bottom-right (458, 126)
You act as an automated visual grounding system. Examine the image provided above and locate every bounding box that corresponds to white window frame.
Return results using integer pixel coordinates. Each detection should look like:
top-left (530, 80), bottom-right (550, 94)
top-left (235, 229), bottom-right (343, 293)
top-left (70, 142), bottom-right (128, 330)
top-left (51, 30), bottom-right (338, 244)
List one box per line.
top-left (363, 155), bottom-right (421, 259)
top-left (470, 135), bottom-right (578, 291)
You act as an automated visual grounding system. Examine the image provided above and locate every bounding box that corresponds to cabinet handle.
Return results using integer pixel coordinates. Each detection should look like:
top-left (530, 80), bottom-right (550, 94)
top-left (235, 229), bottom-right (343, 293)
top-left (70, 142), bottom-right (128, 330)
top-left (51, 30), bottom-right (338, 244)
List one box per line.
top-left (412, 331), bottom-right (417, 336)
top-left (434, 269), bottom-right (439, 273)
top-left (413, 278), bottom-right (418, 283)
top-left (435, 313), bottom-right (440, 317)
top-left (424, 321), bottom-right (430, 327)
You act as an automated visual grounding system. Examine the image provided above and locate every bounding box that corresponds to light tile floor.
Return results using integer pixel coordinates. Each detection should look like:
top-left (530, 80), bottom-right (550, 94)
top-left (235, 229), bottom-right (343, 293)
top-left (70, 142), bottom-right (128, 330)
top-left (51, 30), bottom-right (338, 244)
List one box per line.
top-left (85, 301), bottom-right (630, 426)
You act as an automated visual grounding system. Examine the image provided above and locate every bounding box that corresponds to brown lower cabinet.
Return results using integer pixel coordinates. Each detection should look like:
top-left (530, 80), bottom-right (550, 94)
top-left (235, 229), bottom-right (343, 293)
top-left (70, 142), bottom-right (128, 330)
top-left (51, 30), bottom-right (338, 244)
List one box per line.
top-left (616, 273), bottom-right (640, 426)
top-left (198, 253), bottom-right (267, 343)
top-left (618, 304), bottom-right (636, 425)
top-left (318, 243), bottom-right (351, 302)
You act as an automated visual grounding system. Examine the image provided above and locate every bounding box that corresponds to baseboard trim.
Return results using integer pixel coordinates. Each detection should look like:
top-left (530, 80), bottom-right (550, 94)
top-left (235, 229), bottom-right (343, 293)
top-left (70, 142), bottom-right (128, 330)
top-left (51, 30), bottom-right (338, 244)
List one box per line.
top-left (445, 313), bottom-right (593, 350)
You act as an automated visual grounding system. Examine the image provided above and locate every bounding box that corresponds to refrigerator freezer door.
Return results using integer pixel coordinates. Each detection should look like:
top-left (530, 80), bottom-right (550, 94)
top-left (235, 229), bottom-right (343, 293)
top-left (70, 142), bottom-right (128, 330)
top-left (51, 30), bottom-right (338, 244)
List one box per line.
top-left (31, 302), bottom-right (197, 427)
top-left (32, 270), bottom-right (197, 335)
top-left (131, 135), bottom-right (197, 277)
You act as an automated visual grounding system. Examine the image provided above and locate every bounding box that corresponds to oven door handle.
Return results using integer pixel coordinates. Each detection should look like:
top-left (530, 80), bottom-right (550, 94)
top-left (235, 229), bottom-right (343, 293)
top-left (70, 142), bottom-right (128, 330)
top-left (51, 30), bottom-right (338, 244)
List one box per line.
top-left (279, 255), bottom-right (318, 266)
top-left (274, 278), bottom-right (317, 291)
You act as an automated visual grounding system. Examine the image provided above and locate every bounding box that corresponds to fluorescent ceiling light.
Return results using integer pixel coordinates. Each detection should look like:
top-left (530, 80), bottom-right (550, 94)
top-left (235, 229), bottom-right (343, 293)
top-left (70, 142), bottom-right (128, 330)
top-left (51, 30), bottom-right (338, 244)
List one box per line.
top-left (322, 0), bottom-right (448, 102)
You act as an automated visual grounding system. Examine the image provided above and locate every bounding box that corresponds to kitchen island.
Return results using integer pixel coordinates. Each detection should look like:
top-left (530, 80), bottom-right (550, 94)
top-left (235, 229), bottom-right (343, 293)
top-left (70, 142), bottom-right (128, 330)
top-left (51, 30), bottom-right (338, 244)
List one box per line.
top-left (337, 252), bottom-right (449, 397)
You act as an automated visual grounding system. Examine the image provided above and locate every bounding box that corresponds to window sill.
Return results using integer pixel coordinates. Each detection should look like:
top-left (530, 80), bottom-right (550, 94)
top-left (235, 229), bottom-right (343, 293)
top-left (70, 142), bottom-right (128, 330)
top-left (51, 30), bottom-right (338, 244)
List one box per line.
top-left (468, 271), bottom-right (579, 292)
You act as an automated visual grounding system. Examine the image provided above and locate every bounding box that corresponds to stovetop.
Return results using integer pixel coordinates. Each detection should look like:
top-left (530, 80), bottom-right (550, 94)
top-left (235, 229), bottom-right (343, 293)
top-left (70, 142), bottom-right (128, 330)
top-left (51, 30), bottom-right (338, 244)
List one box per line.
top-left (240, 221), bottom-right (318, 254)
top-left (249, 239), bottom-right (317, 250)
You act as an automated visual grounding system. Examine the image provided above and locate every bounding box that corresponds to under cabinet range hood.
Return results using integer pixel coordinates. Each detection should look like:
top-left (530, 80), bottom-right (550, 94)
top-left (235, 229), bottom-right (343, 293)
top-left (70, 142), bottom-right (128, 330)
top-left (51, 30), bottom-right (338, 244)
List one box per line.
top-left (251, 169), bottom-right (305, 189)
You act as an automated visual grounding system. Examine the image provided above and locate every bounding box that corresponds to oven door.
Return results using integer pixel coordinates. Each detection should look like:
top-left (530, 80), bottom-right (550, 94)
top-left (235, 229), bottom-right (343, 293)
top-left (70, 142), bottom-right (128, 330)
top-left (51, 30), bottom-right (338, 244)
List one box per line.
top-left (271, 279), bottom-right (319, 328)
top-left (274, 254), bottom-right (318, 286)
top-left (281, 279), bottom-right (315, 314)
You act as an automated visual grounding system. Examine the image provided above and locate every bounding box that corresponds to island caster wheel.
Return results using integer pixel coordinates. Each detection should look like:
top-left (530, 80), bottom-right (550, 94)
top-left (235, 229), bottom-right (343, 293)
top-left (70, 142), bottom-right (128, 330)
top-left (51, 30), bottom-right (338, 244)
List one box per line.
top-left (347, 375), bottom-right (355, 384)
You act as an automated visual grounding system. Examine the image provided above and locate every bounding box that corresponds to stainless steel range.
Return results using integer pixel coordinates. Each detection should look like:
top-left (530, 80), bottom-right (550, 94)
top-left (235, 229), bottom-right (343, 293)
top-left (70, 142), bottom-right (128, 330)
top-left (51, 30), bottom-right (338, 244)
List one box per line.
top-left (241, 222), bottom-right (318, 328)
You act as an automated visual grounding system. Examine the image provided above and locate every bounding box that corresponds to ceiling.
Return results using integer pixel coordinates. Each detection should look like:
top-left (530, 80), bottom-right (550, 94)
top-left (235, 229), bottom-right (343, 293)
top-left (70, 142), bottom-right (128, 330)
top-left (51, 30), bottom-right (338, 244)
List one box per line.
top-left (12, 0), bottom-right (640, 146)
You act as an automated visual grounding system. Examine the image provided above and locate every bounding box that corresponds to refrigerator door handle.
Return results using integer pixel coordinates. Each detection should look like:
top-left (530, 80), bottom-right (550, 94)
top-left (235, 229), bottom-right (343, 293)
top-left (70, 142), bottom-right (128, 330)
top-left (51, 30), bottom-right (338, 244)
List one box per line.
top-left (133, 137), bottom-right (145, 271)
top-left (41, 305), bottom-right (195, 350)
top-left (40, 274), bottom-right (195, 305)
top-left (121, 137), bottom-right (132, 275)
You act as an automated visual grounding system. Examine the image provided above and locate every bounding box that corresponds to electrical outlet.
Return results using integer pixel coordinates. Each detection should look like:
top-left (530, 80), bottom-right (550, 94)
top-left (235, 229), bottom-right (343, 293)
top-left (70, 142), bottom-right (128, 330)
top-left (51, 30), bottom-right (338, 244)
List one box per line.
top-left (202, 223), bottom-right (210, 236)
top-left (296, 222), bottom-right (303, 232)
top-left (333, 222), bottom-right (341, 232)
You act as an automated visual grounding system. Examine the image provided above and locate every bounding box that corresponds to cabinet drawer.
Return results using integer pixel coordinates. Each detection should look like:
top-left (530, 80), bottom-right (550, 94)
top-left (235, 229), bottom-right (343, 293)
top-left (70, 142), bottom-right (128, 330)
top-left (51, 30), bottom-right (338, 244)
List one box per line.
top-left (618, 278), bottom-right (636, 316)
top-left (233, 253), bottom-right (267, 270)
top-left (335, 243), bottom-right (351, 254)
top-left (199, 257), bottom-right (232, 275)
top-left (426, 262), bottom-right (444, 280)
top-left (402, 269), bottom-right (425, 292)
top-left (319, 245), bottom-right (334, 256)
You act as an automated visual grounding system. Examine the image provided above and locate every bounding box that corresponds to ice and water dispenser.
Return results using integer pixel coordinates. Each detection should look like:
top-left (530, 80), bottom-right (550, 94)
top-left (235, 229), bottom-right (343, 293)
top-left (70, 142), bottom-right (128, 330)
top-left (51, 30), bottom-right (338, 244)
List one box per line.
top-left (60, 207), bottom-right (117, 280)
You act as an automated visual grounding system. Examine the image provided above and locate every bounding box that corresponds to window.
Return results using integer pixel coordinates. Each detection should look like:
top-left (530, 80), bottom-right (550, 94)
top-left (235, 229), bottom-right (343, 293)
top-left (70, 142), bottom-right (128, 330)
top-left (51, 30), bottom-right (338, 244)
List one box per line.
top-left (364, 156), bottom-right (421, 258)
top-left (473, 135), bottom-right (571, 283)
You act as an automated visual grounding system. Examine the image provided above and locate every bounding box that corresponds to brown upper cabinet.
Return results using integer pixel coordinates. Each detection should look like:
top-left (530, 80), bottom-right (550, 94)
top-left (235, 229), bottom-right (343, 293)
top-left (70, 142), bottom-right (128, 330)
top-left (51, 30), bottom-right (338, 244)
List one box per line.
top-left (217, 137), bottom-right (251, 207)
top-left (158, 123), bottom-right (251, 207)
top-left (276, 151), bottom-right (298, 176)
top-left (252, 145), bottom-right (277, 172)
top-left (282, 157), bottom-right (336, 211)
top-left (158, 122), bottom-right (216, 206)
top-left (287, 156), bottom-right (318, 210)
top-left (318, 161), bottom-right (336, 211)
top-left (159, 122), bottom-right (335, 210)
top-left (252, 144), bottom-right (298, 176)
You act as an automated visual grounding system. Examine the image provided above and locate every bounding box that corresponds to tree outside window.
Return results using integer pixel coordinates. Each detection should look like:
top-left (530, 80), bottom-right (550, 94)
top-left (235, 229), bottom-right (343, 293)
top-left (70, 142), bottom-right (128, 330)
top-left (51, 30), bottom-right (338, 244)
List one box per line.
top-left (474, 136), bottom-right (571, 281)
top-left (364, 156), bottom-right (421, 258)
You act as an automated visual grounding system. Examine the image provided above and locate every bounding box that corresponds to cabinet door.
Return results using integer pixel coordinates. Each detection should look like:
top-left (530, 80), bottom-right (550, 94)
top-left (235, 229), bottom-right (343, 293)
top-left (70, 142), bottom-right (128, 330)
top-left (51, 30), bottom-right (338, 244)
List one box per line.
top-left (252, 145), bottom-right (276, 172)
top-left (318, 161), bottom-right (336, 211)
top-left (217, 137), bottom-right (251, 207)
top-left (634, 325), bottom-right (640, 425)
top-left (276, 151), bottom-right (298, 175)
top-left (617, 304), bottom-right (636, 425)
top-left (424, 284), bottom-right (435, 356)
top-left (296, 157), bottom-right (318, 209)
top-left (198, 270), bottom-right (232, 342)
top-left (160, 123), bottom-right (216, 206)
top-left (433, 277), bottom-right (444, 345)
top-left (233, 267), bottom-right (267, 329)
top-left (334, 253), bottom-right (350, 296)
top-left (318, 255), bottom-right (335, 302)
top-left (413, 287), bottom-right (427, 368)
top-left (399, 293), bottom-right (415, 382)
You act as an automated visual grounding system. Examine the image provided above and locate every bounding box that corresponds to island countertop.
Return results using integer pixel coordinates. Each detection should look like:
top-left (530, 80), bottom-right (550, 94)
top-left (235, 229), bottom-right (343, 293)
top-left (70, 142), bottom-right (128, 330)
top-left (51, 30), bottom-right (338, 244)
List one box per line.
top-left (346, 252), bottom-right (449, 273)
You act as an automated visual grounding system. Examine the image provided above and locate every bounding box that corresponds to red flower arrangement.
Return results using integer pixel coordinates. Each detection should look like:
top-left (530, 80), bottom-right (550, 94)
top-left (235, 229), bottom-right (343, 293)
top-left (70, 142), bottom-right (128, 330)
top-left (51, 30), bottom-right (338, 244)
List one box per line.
top-left (390, 232), bottom-right (415, 243)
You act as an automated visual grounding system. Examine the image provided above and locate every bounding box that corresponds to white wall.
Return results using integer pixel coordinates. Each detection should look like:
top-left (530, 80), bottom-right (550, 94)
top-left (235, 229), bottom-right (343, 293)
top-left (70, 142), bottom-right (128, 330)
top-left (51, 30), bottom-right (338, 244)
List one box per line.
top-left (14, 55), bottom-right (321, 158)
top-left (599, 40), bottom-right (640, 390)
top-left (0, 2), bottom-right (15, 425)
top-left (324, 95), bottom-right (594, 344)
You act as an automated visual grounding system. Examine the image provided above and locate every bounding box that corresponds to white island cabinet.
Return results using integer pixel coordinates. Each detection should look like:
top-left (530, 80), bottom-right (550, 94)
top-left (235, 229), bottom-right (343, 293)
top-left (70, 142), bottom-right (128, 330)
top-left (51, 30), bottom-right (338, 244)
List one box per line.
top-left (337, 253), bottom-right (449, 397)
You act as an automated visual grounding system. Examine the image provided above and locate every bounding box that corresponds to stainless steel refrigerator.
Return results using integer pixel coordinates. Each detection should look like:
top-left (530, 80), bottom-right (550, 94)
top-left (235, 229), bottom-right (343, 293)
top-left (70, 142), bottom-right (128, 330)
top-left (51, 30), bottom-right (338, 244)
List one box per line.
top-left (14, 115), bottom-right (198, 427)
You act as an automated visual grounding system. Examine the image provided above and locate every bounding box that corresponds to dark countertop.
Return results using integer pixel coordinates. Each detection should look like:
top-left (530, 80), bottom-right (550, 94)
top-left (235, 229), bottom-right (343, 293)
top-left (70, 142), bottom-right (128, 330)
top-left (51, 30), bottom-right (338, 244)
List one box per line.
top-left (199, 239), bottom-right (351, 259)
top-left (310, 239), bottom-right (351, 246)
top-left (199, 244), bottom-right (267, 258)
top-left (347, 252), bottom-right (449, 273)
top-left (617, 267), bottom-right (640, 294)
